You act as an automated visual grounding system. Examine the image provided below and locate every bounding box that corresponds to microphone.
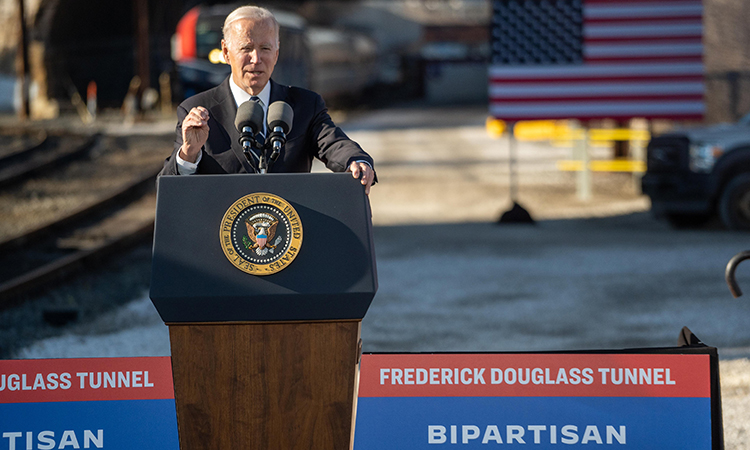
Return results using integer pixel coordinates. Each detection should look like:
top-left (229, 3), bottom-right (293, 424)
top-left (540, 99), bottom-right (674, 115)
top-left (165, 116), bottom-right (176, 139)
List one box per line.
top-left (267, 101), bottom-right (293, 164)
top-left (235, 99), bottom-right (265, 142)
top-left (234, 99), bottom-right (265, 170)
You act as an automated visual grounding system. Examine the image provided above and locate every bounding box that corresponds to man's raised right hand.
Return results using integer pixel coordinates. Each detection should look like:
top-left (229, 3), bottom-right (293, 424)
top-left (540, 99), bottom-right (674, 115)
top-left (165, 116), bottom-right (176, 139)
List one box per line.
top-left (179, 106), bottom-right (211, 163)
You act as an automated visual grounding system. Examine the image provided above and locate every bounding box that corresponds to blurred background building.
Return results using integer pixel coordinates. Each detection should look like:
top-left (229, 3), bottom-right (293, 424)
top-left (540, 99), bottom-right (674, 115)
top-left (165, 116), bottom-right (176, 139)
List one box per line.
top-left (0, 0), bottom-right (747, 123)
top-left (0, 0), bottom-right (489, 119)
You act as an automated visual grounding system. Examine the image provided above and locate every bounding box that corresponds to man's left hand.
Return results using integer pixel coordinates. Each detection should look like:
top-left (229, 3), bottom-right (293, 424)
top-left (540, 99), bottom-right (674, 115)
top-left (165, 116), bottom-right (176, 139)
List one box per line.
top-left (348, 161), bottom-right (375, 195)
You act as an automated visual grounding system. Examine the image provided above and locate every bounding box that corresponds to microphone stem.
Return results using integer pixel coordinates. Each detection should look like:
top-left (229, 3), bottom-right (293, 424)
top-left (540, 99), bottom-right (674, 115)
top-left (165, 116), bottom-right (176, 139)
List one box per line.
top-left (259, 147), bottom-right (267, 173)
top-left (259, 145), bottom-right (268, 174)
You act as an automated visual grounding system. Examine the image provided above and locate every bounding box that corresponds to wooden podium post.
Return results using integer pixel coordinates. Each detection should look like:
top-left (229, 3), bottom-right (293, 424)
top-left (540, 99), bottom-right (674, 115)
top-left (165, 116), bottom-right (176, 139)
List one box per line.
top-left (169, 321), bottom-right (361, 449)
top-left (150, 174), bottom-right (377, 450)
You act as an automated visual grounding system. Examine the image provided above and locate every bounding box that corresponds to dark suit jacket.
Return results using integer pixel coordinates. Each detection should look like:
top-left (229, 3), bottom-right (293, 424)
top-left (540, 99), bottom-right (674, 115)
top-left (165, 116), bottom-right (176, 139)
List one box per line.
top-left (161, 77), bottom-right (374, 175)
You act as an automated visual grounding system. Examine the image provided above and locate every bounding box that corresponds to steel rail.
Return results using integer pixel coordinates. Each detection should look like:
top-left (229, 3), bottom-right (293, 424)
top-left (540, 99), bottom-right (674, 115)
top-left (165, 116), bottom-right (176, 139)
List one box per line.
top-left (0, 133), bottom-right (99, 189)
top-left (0, 131), bottom-right (47, 164)
top-left (0, 166), bottom-right (161, 253)
top-left (0, 220), bottom-right (154, 311)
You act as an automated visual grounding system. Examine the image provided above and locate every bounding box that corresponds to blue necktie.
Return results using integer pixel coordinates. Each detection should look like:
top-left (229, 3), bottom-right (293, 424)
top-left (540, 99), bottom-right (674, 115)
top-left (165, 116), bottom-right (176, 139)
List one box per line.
top-left (250, 96), bottom-right (266, 135)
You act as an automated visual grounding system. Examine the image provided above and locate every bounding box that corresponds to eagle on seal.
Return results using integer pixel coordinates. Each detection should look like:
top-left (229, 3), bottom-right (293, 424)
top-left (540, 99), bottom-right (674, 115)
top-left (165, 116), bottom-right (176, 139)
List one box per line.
top-left (245, 213), bottom-right (279, 251)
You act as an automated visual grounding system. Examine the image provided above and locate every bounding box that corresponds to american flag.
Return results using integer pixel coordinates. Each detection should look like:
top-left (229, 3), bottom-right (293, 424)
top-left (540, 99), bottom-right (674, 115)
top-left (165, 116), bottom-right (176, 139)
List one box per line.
top-left (489, 0), bottom-right (704, 122)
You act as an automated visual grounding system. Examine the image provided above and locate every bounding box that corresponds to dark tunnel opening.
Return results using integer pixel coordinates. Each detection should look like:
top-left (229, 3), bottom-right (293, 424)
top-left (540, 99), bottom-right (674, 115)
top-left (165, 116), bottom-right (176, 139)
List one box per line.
top-left (36, 0), bottom-right (200, 108)
top-left (30, 0), bottom-right (307, 109)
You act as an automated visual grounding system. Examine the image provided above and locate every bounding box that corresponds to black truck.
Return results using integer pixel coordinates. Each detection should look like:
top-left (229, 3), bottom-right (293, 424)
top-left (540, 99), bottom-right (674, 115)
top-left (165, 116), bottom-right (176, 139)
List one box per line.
top-left (642, 113), bottom-right (750, 230)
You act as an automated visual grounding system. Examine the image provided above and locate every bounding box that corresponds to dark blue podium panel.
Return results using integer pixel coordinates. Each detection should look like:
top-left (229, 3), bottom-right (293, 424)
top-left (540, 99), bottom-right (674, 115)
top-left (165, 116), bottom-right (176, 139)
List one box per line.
top-left (150, 173), bottom-right (377, 323)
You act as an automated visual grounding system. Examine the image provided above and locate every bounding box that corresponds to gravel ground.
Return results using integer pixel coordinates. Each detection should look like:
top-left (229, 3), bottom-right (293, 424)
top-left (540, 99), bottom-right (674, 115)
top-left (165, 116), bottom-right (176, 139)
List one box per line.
top-left (0, 134), bottom-right (168, 240)
top-left (0, 245), bottom-right (154, 357)
top-left (2, 106), bottom-right (749, 448)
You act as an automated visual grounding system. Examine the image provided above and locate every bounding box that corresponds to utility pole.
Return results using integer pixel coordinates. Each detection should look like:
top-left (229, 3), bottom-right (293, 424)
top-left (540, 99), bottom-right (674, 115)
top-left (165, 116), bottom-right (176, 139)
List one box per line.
top-left (134, 0), bottom-right (150, 101)
top-left (16, 0), bottom-right (30, 120)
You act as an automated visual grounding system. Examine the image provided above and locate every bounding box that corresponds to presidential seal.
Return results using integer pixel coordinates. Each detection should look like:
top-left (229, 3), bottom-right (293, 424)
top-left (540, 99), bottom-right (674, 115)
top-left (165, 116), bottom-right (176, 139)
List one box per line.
top-left (219, 193), bottom-right (303, 275)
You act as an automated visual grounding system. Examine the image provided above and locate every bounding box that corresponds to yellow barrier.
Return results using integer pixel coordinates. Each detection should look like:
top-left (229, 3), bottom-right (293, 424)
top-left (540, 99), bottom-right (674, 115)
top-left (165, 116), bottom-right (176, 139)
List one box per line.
top-left (514, 120), bottom-right (587, 141)
top-left (588, 129), bottom-right (650, 142)
top-left (486, 118), bottom-right (506, 138)
top-left (485, 119), bottom-right (651, 147)
top-left (557, 159), bottom-right (646, 173)
top-left (504, 120), bottom-right (650, 142)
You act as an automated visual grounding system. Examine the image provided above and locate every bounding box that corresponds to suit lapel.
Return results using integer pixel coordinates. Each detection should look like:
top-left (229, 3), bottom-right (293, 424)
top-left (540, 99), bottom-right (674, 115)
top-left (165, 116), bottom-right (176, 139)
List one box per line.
top-left (209, 78), bottom-right (240, 155)
top-left (209, 78), bottom-right (257, 173)
top-left (269, 79), bottom-right (288, 104)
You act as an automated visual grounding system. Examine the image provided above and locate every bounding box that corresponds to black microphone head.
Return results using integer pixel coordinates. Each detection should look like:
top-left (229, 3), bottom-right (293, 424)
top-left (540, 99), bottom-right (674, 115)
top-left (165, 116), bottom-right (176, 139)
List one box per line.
top-left (267, 101), bottom-right (293, 134)
top-left (235, 99), bottom-right (265, 134)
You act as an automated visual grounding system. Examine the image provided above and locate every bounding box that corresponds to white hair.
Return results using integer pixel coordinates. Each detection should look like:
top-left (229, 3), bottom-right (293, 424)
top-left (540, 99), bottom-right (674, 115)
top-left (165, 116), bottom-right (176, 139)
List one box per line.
top-left (222, 6), bottom-right (279, 44)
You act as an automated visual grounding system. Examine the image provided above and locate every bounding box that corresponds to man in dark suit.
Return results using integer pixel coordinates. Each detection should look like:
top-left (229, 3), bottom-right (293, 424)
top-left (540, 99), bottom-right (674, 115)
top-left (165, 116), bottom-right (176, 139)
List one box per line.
top-left (161, 6), bottom-right (375, 194)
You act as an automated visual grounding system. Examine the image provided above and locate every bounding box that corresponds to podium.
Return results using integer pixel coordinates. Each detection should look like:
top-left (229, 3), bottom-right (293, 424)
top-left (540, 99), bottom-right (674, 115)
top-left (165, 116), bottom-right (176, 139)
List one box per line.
top-left (150, 173), bottom-right (378, 449)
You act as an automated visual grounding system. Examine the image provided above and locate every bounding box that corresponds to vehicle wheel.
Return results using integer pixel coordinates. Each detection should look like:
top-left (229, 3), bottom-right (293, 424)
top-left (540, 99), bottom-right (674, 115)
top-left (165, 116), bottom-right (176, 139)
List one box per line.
top-left (719, 173), bottom-right (750, 231)
top-left (665, 213), bottom-right (712, 229)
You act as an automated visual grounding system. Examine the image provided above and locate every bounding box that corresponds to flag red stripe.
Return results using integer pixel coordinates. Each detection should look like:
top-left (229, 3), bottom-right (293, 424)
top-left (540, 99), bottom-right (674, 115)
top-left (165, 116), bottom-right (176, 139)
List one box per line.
top-left (585, 36), bottom-right (702, 44)
top-left (585, 15), bottom-right (702, 24)
top-left (490, 94), bottom-right (703, 103)
top-left (489, 75), bottom-right (703, 83)
top-left (584, 55), bottom-right (703, 63)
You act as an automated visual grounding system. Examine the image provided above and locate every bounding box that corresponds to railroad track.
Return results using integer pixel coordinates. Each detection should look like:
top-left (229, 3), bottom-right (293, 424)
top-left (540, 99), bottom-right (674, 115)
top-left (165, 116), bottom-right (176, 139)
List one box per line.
top-left (0, 132), bottom-right (169, 310)
top-left (0, 129), bottom-right (47, 160)
top-left (0, 132), bottom-right (97, 189)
